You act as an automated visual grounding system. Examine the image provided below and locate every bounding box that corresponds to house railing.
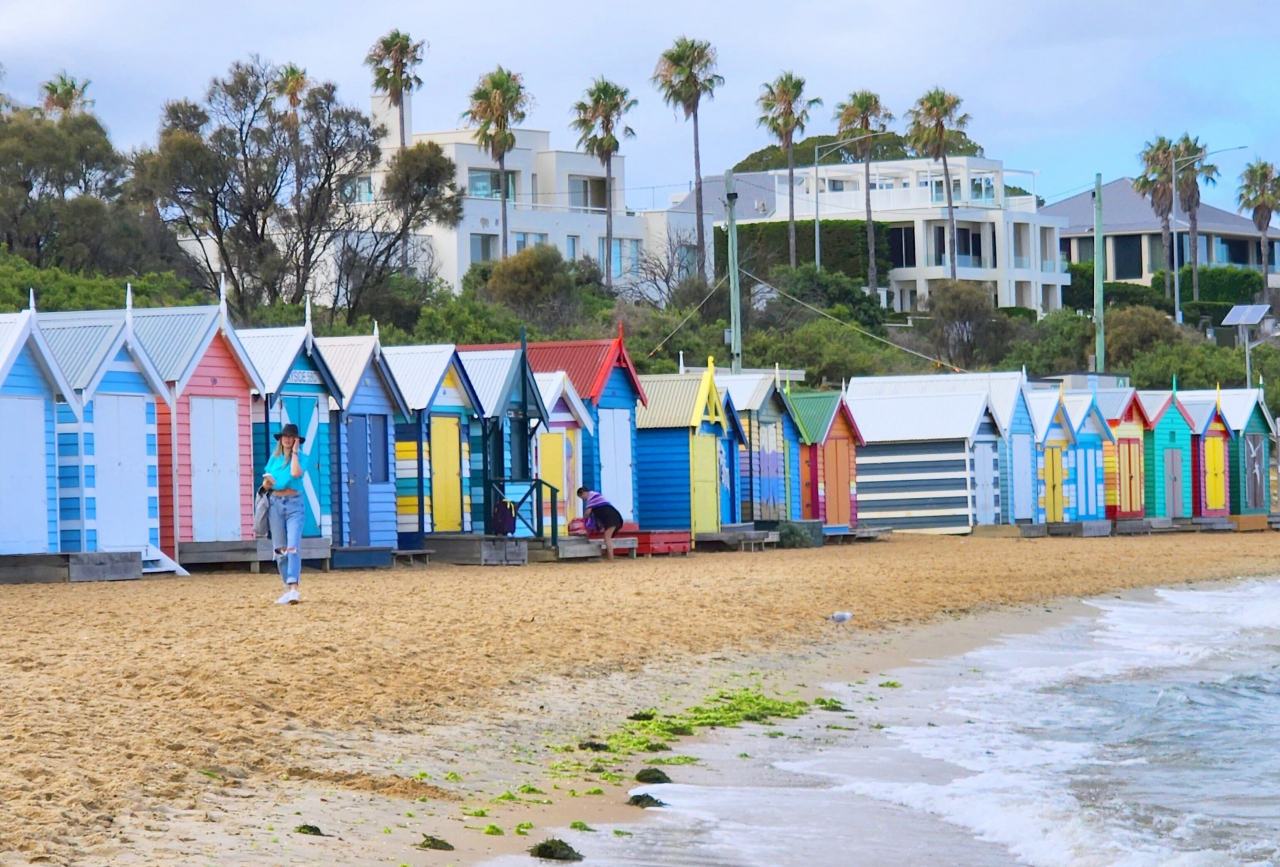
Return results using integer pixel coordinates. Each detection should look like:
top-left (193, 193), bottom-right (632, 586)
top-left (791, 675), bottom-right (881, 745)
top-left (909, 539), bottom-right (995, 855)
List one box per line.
top-left (485, 477), bottom-right (559, 545)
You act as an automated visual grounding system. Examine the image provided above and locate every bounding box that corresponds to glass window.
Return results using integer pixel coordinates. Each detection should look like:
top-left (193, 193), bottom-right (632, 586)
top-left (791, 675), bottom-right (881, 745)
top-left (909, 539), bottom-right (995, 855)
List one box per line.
top-left (828, 179), bottom-right (845, 192)
top-left (1113, 234), bottom-right (1143, 280)
top-left (470, 233), bottom-right (497, 263)
top-left (515, 232), bottom-right (547, 253)
top-left (677, 244), bottom-right (697, 277)
top-left (598, 238), bottom-right (639, 277)
top-left (468, 169), bottom-right (516, 199)
top-left (369, 416), bottom-right (389, 483)
top-left (570, 176), bottom-right (608, 212)
top-left (1078, 236), bottom-right (1095, 263)
top-left (627, 239), bottom-right (641, 275)
top-left (566, 235), bottom-right (579, 260)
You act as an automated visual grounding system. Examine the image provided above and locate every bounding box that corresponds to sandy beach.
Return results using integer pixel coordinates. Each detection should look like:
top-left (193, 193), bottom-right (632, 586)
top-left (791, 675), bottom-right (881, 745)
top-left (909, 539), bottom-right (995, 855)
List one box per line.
top-left (2, 533), bottom-right (1278, 865)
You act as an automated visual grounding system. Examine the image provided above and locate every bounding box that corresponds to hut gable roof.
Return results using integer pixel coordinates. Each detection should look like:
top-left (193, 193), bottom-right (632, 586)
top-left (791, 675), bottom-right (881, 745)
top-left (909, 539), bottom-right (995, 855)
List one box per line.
top-left (314, 334), bottom-right (409, 416)
top-left (382, 344), bottom-right (480, 414)
top-left (38, 308), bottom-right (170, 405)
top-left (130, 305), bottom-right (265, 396)
top-left (237, 325), bottom-right (343, 405)
top-left (1062, 393), bottom-right (1117, 443)
top-left (534, 371), bottom-right (594, 433)
top-left (458, 349), bottom-right (549, 421)
top-left (0, 309), bottom-right (79, 416)
top-left (843, 371), bottom-right (1025, 437)
top-left (1077, 387), bottom-right (1150, 428)
top-left (1177, 388), bottom-right (1274, 434)
top-left (789, 391), bottom-right (863, 446)
top-left (1024, 391), bottom-right (1076, 445)
top-left (844, 391), bottom-right (989, 444)
top-left (1136, 390), bottom-right (1196, 428)
top-left (636, 370), bottom-right (726, 430)
top-left (1177, 397), bottom-right (1236, 437)
top-left (460, 334), bottom-right (647, 406)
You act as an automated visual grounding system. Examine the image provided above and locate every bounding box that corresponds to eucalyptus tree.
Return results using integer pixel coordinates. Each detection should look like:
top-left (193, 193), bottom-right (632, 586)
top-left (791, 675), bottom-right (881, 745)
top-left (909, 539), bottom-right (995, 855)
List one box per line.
top-left (835, 90), bottom-right (893, 290)
top-left (906, 88), bottom-right (969, 280)
top-left (461, 66), bottom-right (531, 259)
top-left (571, 77), bottom-right (637, 287)
top-left (757, 72), bottom-right (820, 268)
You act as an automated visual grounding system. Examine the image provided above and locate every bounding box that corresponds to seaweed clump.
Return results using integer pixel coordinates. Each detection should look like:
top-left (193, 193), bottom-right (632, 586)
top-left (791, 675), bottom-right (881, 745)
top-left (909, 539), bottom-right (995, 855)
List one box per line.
top-left (634, 768), bottom-right (671, 784)
top-left (627, 793), bottom-right (667, 808)
top-left (417, 834), bottom-right (454, 851)
top-left (529, 838), bottom-right (584, 861)
top-left (293, 824), bottom-right (324, 836)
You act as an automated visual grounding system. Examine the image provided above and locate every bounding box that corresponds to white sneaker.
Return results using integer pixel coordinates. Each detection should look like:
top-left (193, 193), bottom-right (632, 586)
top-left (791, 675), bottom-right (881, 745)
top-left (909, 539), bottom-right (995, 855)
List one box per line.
top-left (275, 588), bottom-right (300, 605)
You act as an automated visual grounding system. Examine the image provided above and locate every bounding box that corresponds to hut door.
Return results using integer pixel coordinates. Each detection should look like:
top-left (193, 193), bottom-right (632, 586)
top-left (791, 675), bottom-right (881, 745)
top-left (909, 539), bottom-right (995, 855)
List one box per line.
top-left (1245, 434), bottom-right (1266, 510)
top-left (759, 421), bottom-right (782, 520)
top-left (1164, 449), bottom-right (1184, 518)
top-left (1077, 449), bottom-right (1098, 520)
top-left (94, 394), bottom-right (150, 550)
top-left (973, 442), bottom-right (997, 524)
top-left (430, 416), bottom-right (462, 532)
top-left (1205, 437), bottom-right (1227, 511)
top-left (721, 438), bottom-right (738, 526)
top-left (347, 415), bottom-right (371, 546)
top-left (190, 397), bottom-right (242, 542)
top-left (598, 409), bottom-right (635, 521)
top-left (1044, 447), bottom-right (1064, 522)
top-left (800, 446), bottom-right (815, 521)
top-left (0, 396), bottom-right (48, 554)
top-left (538, 431), bottom-right (564, 536)
top-left (824, 438), bottom-right (851, 528)
top-left (691, 434), bottom-right (720, 535)
top-left (1012, 434), bottom-right (1034, 521)
top-left (1117, 440), bottom-right (1138, 513)
top-left (278, 395), bottom-right (323, 537)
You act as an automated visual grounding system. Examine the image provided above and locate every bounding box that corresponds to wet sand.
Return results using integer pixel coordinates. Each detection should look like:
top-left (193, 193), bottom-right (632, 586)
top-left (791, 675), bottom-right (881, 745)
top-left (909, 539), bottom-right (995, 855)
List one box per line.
top-left (2, 533), bottom-right (1277, 864)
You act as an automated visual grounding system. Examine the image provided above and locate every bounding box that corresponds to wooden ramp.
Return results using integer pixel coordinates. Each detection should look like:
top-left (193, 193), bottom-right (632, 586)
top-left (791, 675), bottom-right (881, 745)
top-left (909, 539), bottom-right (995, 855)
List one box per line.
top-left (427, 534), bottom-right (528, 566)
top-left (1233, 514), bottom-right (1271, 532)
top-left (695, 528), bottom-right (779, 552)
top-left (823, 525), bottom-right (892, 544)
top-left (0, 552), bottom-right (142, 585)
top-left (330, 546), bottom-right (395, 569)
top-left (180, 540), bottom-right (261, 571)
top-left (528, 535), bottom-right (640, 562)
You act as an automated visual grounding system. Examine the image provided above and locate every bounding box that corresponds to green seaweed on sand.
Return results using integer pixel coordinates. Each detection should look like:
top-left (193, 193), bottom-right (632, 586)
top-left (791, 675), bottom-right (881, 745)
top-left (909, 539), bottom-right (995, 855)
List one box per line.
top-left (627, 710), bottom-right (655, 721)
top-left (879, 681), bottom-right (902, 689)
top-left (417, 834), bottom-right (455, 851)
top-left (645, 755), bottom-right (698, 765)
top-left (484, 824), bottom-right (505, 835)
top-left (444, 771), bottom-right (463, 781)
top-left (627, 793), bottom-right (666, 808)
top-left (634, 768), bottom-right (671, 784)
top-left (568, 821), bottom-right (595, 832)
top-left (613, 829), bottom-right (633, 837)
top-left (518, 784), bottom-right (546, 794)
top-left (529, 838), bottom-right (584, 861)
top-left (813, 697), bottom-right (846, 711)
top-left (293, 824), bottom-right (324, 836)
top-left (463, 808), bottom-right (488, 817)
top-left (584, 788), bottom-right (604, 795)
top-left (516, 822), bottom-right (534, 836)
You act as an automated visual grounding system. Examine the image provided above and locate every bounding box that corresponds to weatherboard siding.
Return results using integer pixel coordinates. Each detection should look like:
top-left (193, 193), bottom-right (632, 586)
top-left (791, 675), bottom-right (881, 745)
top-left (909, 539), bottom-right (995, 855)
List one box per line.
top-left (1000, 394), bottom-right (1034, 524)
top-left (332, 360), bottom-right (398, 550)
top-left (2, 344), bottom-right (59, 551)
top-left (636, 427), bottom-right (692, 531)
top-left (1143, 411), bottom-right (1193, 519)
top-left (855, 439), bottom-right (973, 533)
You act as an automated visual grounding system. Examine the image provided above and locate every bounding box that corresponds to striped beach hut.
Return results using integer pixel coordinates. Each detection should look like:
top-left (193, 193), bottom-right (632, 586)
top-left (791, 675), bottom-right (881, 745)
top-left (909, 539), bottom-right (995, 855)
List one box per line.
top-left (1061, 393), bottom-right (1113, 522)
top-left (533, 371), bottom-right (594, 529)
top-left (238, 304), bottom-right (344, 546)
top-left (843, 371), bottom-right (1034, 525)
top-left (634, 365), bottom-right (732, 537)
top-left (1080, 388), bottom-right (1152, 520)
top-left (129, 298), bottom-right (265, 564)
top-left (1180, 388), bottom-right (1274, 516)
top-left (714, 372), bottom-right (805, 524)
top-left (39, 294), bottom-right (177, 568)
top-left (382, 344), bottom-right (482, 546)
top-left (844, 391), bottom-right (999, 534)
top-left (0, 302), bottom-right (79, 555)
top-left (1024, 390), bottom-right (1076, 522)
top-left (1136, 390), bottom-right (1195, 519)
top-left (1178, 396), bottom-right (1233, 519)
top-left (458, 348), bottom-right (549, 535)
top-left (314, 329), bottom-right (410, 565)
top-left (790, 390), bottom-right (863, 534)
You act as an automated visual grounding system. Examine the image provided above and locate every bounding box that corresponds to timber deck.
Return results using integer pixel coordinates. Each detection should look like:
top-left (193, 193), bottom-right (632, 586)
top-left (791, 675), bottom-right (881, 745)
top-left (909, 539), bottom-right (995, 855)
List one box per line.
top-left (0, 552), bottom-right (142, 585)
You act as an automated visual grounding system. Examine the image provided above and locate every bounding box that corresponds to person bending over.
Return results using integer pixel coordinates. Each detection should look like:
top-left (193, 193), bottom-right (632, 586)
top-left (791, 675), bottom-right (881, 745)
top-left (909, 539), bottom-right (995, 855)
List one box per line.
top-left (577, 487), bottom-right (624, 560)
top-left (262, 423), bottom-right (309, 604)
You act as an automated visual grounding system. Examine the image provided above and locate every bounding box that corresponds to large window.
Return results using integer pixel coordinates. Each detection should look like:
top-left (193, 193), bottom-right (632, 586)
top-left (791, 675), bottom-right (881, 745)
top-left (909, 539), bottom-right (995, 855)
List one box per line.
top-left (569, 176), bottom-right (608, 212)
top-left (1077, 236), bottom-right (1095, 263)
top-left (565, 235), bottom-right (579, 260)
top-left (470, 233), bottom-right (498, 263)
top-left (515, 232), bottom-right (547, 253)
top-left (598, 238), bottom-right (641, 277)
top-left (888, 226), bottom-right (916, 269)
top-left (369, 416), bottom-right (389, 484)
top-left (1113, 234), bottom-right (1143, 280)
top-left (468, 169), bottom-right (516, 199)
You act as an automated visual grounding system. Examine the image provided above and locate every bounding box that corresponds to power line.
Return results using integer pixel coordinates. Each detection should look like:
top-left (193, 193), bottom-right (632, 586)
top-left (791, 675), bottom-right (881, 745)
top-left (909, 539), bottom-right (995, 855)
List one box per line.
top-left (645, 274), bottom-right (728, 358)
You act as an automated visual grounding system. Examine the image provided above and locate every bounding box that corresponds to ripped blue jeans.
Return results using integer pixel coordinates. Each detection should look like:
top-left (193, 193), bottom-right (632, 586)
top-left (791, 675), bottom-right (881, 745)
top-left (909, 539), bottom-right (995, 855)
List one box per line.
top-left (267, 493), bottom-right (305, 586)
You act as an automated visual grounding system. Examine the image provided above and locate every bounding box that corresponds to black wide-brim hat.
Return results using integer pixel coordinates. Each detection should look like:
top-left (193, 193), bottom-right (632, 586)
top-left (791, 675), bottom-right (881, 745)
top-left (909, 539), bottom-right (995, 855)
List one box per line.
top-left (274, 423), bottom-right (306, 444)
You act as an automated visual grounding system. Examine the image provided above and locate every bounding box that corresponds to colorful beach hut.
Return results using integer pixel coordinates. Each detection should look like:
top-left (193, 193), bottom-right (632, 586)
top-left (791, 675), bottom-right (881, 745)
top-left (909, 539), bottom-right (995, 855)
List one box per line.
top-left (634, 366), bottom-right (732, 537)
top-left (0, 303), bottom-right (79, 555)
top-left (714, 372), bottom-right (805, 524)
top-left (790, 390), bottom-right (863, 534)
top-left (719, 391), bottom-right (746, 527)
top-left (1178, 397), bottom-right (1233, 519)
top-left (314, 329), bottom-right (410, 566)
top-left (381, 344), bottom-right (482, 546)
top-left (458, 348), bottom-right (549, 535)
top-left (1180, 388), bottom-right (1274, 517)
top-left (533, 371), bottom-right (594, 529)
top-left (1136, 390), bottom-right (1195, 520)
top-left (844, 391), bottom-right (999, 534)
top-left (1061, 393), bottom-right (1113, 522)
top-left (39, 294), bottom-right (177, 569)
top-left (1024, 390), bottom-right (1076, 522)
top-left (129, 299), bottom-right (265, 565)
top-left (1078, 388), bottom-right (1152, 520)
top-left (843, 371), bottom-right (1034, 525)
top-left (238, 304), bottom-right (343, 549)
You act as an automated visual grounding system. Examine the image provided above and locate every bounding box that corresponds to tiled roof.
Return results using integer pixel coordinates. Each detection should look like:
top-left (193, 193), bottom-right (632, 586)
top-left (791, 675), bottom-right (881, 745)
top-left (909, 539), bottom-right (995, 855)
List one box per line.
top-left (1043, 178), bottom-right (1278, 239)
top-left (845, 391), bottom-right (988, 443)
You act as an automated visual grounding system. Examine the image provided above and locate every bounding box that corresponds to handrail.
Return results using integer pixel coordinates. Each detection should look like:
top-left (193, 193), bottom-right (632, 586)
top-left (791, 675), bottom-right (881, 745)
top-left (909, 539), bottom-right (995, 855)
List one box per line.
top-left (487, 477), bottom-right (559, 545)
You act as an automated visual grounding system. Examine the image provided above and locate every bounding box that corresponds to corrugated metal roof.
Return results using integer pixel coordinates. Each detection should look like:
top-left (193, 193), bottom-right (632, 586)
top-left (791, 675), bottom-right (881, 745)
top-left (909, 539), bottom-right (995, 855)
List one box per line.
top-left (845, 391), bottom-right (988, 443)
top-left (535, 371), bottom-right (593, 432)
top-left (714, 373), bottom-right (778, 412)
top-left (843, 371), bottom-right (1025, 436)
top-left (314, 336), bottom-right (377, 408)
top-left (636, 373), bottom-right (704, 429)
top-left (1025, 391), bottom-right (1065, 442)
top-left (383, 344), bottom-right (457, 411)
top-left (0, 314), bottom-right (21, 363)
top-left (130, 306), bottom-right (218, 382)
top-left (459, 349), bottom-right (520, 418)
top-left (1177, 389), bottom-right (1271, 432)
top-left (38, 310), bottom-right (126, 390)
top-left (460, 337), bottom-right (647, 406)
top-left (1070, 387), bottom-right (1137, 423)
top-left (238, 327), bottom-right (308, 395)
top-left (788, 391), bottom-right (842, 444)
top-left (1136, 390), bottom-right (1172, 423)
top-left (1177, 398), bottom-right (1219, 434)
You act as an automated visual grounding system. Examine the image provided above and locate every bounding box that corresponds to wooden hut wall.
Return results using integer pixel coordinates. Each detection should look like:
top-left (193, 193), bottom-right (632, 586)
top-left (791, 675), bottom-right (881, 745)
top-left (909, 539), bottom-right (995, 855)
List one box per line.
top-left (1142, 406), bottom-right (1193, 519)
top-left (2, 342), bottom-right (59, 554)
top-left (1104, 405), bottom-right (1146, 519)
top-left (1229, 405), bottom-right (1271, 515)
top-left (636, 427), bottom-right (692, 531)
top-left (854, 437), bottom-right (975, 534)
top-left (329, 361), bottom-right (398, 550)
top-left (584, 367), bottom-right (640, 523)
top-left (1000, 392), bottom-right (1035, 523)
top-left (394, 365), bottom-right (474, 544)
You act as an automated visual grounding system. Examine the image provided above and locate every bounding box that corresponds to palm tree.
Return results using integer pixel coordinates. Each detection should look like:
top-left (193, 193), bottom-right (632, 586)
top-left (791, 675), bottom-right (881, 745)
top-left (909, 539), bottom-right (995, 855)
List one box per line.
top-left (1238, 158), bottom-right (1280, 304)
top-left (274, 64), bottom-right (309, 208)
top-left (835, 90), bottom-right (893, 291)
top-left (1173, 133), bottom-right (1218, 302)
top-left (571, 78), bottom-right (638, 288)
top-left (653, 37), bottom-right (723, 277)
top-left (40, 72), bottom-right (92, 115)
top-left (906, 89), bottom-right (969, 280)
top-left (1133, 136), bottom-right (1175, 298)
top-left (461, 66), bottom-right (531, 260)
top-left (757, 72), bottom-right (821, 269)
top-left (364, 29), bottom-right (425, 149)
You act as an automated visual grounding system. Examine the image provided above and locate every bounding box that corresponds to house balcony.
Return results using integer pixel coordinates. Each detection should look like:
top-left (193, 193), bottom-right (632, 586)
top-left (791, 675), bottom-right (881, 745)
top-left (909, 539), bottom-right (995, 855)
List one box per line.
top-left (797, 185), bottom-right (1035, 218)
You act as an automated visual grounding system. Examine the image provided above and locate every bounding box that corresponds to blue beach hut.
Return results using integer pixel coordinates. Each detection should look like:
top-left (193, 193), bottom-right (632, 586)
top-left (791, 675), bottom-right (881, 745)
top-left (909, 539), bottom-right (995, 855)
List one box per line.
top-left (719, 391), bottom-right (746, 527)
top-left (1024, 390), bottom-right (1077, 522)
top-left (381, 344), bottom-right (483, 546)
top-left (39, 292), bottom-right (178, 570)
top-left (314, 327), bottom-right (411, 567)
top-left (1061, 392), bottom-right (1114, 522)
top-left (713, 371), bottom-right (806, 524)
top-left (238, 302), bottom-right (344, 551)
top-left (0, 301), bottom-right (79, 555)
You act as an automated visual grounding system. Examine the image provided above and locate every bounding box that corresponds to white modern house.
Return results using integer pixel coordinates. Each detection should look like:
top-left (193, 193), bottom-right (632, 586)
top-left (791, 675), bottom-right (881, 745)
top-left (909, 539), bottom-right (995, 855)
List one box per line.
top-left (683, 156), bottom-right (1070, 315)
top-left (356, 94), bottom-right (708, 291)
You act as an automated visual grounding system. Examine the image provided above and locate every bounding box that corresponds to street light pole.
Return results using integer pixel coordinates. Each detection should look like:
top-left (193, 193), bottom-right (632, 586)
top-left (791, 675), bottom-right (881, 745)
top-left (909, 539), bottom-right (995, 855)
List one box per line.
top-left (1170, 145), bottom-right (1247, 325)
top-left (812, 131), bottom-right (894, 272)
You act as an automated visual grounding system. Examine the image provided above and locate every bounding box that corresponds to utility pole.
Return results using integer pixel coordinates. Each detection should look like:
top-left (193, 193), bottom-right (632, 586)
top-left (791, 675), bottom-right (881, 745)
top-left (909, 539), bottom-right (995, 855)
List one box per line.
top-left (813, 144), bottom-right (821, 271)
top-left (1093, 173), bottom-right (1105, 372)
top-left (725, 170), bottom-right (743, 374)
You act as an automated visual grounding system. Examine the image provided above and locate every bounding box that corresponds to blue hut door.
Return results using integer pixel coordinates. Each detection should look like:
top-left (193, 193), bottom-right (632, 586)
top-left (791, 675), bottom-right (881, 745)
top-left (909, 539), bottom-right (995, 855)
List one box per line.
top-left (0, 396), bottom-right (49, 554)
top-left (974, 442), bottom-right (997, 524)
top-left (720, 437), bottom-right (736, 525)
top-left (348, 414), bottom-right (371, 546)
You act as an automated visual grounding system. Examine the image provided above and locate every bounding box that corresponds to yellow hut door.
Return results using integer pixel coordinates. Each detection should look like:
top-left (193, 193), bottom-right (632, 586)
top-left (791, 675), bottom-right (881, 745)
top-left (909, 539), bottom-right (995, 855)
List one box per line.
top-left (539, 431), bottom-right (564, 535)
top-left (564, 429), bottom-right (579, 520)
top-left (1045, 447), bottom-right (1064, 522)
top-left (1205, 436), bottom-right (1227, 511)
top-left (430, 416), bottom-right (463, 532)
top-left (691, 434), bottom-right (720, 535)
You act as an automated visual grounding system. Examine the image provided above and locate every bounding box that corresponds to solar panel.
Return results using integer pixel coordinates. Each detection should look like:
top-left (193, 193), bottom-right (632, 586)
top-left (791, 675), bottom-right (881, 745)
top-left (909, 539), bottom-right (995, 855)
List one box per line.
top-left (1221, 304), bottom-right (1271, 326)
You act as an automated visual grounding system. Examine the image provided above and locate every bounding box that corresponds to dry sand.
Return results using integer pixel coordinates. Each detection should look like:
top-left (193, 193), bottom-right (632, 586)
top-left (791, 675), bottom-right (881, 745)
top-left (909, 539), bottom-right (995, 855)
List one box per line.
top-left (2, 533), bottom-right (1278, 864)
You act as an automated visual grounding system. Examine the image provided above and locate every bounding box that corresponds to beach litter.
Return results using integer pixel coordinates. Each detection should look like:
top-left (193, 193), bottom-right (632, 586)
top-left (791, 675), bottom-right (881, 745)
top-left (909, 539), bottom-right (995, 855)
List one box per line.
top-left (529, 838), bottom-right (584, 861)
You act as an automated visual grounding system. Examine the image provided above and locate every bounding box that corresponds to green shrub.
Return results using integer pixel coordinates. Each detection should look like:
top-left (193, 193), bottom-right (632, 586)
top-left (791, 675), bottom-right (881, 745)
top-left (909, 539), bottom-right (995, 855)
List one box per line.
top-left (1104, 282), bottom-right (1174, 313)
top-left (1003, 306), bottom-right (1038, 323)
top-left (715, 220), bottom-right (891, 290)
top-left (777, 522), bottom-right (814, 549)
top-left (1181, 301), bottom-right (1237, 327)
top-left (1150, 265), bottom-right (1263, 304)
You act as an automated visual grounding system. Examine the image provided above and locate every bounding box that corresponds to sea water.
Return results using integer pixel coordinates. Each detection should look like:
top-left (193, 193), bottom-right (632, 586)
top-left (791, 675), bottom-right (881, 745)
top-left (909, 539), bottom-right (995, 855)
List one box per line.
top-left (483, 580), bottom-right (1280, 866)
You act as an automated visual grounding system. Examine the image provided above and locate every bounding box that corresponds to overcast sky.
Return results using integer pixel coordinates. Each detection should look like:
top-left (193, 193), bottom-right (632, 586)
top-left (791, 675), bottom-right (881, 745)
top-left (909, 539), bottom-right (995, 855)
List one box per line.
top-left (3, 0), bottom-right (1277, 215)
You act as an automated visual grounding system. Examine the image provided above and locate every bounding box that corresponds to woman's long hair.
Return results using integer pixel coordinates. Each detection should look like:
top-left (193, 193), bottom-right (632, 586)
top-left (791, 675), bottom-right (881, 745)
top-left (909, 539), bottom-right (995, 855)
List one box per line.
top-left (272, 435), bottom-right (297, 460)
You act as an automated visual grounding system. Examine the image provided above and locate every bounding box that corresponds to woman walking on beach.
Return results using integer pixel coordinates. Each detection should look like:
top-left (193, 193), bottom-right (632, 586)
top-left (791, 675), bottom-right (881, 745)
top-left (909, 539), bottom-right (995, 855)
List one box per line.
top-left (262, 424), bottom-right (309, 604)
top-left (577, 487), bottom-right (624, 560)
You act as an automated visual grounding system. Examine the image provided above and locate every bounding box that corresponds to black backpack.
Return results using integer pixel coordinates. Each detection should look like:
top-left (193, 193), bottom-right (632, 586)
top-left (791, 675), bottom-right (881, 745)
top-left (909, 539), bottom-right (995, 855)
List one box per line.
top-left (492, 499), bottom-right (517, 535)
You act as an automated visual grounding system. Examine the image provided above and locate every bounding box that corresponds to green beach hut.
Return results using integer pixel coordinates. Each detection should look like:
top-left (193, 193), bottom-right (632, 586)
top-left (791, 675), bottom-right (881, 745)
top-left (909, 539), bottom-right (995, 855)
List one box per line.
top-left (1136, 390), bottom-right (1194, 520)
